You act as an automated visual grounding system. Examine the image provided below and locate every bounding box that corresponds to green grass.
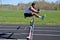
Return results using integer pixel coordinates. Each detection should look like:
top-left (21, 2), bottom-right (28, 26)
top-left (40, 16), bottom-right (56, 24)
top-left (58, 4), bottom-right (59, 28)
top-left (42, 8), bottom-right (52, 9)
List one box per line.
top-left (0, 10), bottom-right (60, 24)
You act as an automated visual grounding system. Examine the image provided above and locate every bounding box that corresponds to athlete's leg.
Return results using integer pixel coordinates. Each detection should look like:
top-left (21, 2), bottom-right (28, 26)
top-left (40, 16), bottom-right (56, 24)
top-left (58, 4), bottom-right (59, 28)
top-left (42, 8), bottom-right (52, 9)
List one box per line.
top-left (32, 12), bottom-right (41, 18)
top-left (32, 12), bottom-right (44, 20)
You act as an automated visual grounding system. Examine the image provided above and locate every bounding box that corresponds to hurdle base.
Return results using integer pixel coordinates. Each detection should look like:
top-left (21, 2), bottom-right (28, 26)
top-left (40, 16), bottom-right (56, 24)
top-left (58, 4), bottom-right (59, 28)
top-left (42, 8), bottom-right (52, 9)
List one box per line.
top-left (26, 36), bottom-right (30, 40)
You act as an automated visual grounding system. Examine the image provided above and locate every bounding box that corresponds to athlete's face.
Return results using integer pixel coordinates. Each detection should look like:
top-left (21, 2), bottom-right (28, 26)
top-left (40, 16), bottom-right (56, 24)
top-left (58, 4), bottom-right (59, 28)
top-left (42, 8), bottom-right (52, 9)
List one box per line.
top-left (34, 4), bottom-right (36, 8)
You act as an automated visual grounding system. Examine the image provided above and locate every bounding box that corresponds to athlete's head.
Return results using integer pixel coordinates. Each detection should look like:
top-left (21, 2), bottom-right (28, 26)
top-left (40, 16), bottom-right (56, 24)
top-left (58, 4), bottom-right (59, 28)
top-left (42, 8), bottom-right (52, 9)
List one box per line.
top-left (31, 2), bottom-right (36, 8)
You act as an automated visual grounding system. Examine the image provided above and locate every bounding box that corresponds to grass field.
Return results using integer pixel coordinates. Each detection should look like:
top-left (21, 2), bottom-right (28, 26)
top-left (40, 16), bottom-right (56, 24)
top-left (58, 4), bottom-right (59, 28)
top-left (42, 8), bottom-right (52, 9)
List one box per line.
top-left (0, 9), bottom-right (60, 24)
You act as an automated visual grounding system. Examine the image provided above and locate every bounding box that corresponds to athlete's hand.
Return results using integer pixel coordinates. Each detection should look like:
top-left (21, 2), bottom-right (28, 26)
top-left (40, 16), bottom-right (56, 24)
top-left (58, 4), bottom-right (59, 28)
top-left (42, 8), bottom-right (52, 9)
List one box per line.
top-left (37, 8), bottom-right (40, 13)
top-left (37, 8), bottom-right (40, 12)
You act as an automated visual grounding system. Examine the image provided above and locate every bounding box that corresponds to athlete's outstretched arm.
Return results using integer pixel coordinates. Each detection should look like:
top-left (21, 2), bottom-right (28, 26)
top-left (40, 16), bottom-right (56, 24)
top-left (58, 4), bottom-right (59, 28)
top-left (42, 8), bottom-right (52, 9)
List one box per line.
top-left (30, 6), bottom-right (38, 13)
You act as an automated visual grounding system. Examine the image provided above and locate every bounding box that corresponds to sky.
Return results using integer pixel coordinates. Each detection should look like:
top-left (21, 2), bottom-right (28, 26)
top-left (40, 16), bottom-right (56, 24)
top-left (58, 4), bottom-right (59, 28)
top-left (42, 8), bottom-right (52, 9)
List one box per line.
top-left (0, 0), bottom-right (57, 5)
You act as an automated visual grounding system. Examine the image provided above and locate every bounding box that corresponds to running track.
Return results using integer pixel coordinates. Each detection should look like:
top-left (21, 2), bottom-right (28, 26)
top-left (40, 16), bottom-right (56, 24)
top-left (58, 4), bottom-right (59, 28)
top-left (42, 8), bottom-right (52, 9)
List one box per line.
top-left (0, 24), bottom-right (60, 40)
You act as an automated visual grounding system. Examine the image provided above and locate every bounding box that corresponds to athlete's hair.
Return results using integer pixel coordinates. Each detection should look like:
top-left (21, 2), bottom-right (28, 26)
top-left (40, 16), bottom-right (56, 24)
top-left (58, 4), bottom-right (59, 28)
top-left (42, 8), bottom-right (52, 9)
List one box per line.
top-left (31, 2), bottom-right (36, 7)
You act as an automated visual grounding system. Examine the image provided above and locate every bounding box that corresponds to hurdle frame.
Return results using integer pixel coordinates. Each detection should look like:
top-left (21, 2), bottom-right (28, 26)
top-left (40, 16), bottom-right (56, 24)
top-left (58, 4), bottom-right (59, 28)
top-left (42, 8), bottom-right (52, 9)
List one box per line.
top-left (27, 16), bottom-right (34, 40)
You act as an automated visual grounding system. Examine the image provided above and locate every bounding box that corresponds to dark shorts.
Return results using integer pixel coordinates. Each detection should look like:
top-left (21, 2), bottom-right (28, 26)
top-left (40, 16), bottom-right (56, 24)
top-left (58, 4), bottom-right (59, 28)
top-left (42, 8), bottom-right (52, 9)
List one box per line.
top-left (24, 13), bottom-right (33, 18)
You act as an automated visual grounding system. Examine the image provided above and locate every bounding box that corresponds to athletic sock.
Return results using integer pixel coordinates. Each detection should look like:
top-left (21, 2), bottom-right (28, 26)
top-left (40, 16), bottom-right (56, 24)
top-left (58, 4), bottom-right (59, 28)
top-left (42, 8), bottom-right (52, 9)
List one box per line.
top-left (38, 16), bottom-right (42, 18)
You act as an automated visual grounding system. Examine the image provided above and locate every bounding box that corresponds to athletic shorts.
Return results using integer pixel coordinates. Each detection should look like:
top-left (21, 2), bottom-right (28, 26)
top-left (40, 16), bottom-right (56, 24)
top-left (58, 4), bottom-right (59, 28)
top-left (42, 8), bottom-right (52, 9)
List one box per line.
top-left (24, 13), bottom-right (33, 18)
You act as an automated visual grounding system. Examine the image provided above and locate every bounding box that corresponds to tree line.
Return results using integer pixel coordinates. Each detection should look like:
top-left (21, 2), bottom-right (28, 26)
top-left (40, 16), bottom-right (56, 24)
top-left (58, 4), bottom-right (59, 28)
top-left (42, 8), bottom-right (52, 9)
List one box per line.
top-left (0, 0), bottom-right (60, 10)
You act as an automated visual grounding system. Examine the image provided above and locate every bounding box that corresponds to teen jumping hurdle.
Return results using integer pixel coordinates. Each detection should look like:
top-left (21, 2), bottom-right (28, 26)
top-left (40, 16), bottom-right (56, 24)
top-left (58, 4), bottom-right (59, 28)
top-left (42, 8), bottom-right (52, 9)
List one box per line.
top-left (24, 2), bottom-right (45, 40)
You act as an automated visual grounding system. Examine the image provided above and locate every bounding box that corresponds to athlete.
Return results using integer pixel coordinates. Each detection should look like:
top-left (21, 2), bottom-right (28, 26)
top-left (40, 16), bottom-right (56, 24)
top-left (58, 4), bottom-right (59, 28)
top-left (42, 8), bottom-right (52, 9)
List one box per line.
top-left (24, 2), bottom-right (44, 20)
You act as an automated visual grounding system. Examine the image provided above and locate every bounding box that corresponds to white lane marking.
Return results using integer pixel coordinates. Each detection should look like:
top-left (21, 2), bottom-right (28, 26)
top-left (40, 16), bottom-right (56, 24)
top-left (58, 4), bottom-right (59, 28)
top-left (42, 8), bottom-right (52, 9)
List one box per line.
top-left (34, 30), bottom-right (60, 32)
top-left (6, 33), bottom-right (60, 37)
top-left (0, 29), bottom-right (16, 30)
top-left (21, 33), bottom-right (60, 36)
top-left (0, 39), bottom-right (26, 40)
top-left (0, 26), bottom-right (60, 29)
top-left (0, 26), bottom-right (18, 27)
top-left (0, 29), bottom-right (60, 32)
top-left (33, 34), bottom-right (60, 36)
top-left (17, 39), bottom-right (27, 40)
top-left (34, 27), bottom-right (60, 29)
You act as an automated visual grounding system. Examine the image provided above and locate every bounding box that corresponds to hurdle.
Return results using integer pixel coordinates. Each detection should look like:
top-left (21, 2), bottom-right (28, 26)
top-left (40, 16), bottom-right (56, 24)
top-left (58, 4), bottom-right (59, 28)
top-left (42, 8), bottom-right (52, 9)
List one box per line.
top-left (27, 16), bottom-right (34, 40)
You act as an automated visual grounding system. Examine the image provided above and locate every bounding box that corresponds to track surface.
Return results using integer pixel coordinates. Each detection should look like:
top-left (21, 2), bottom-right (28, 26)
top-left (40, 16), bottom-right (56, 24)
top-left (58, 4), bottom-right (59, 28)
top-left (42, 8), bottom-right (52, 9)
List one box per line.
top-left (0, 24), bottom-right (60, 40)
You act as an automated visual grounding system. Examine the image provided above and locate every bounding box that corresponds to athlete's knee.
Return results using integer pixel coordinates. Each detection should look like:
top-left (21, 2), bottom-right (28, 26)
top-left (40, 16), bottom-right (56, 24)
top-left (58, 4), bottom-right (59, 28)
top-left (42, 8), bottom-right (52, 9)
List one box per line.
top-left (32, 13), bottom-right (38, 15)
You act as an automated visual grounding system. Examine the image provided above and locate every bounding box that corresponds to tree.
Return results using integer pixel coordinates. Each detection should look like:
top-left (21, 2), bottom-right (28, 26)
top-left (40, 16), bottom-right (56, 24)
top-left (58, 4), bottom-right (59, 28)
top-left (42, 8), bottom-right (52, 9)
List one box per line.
top-left (56, 0), bottom-right (60, 10)
top-left (59, 0), bottom-right (60, 9)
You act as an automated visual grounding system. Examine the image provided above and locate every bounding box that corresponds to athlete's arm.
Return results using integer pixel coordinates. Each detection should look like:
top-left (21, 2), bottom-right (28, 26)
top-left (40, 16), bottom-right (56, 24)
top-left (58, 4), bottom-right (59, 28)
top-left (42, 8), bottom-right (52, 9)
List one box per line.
top-left (30, 6), bottom-right (38, 13)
